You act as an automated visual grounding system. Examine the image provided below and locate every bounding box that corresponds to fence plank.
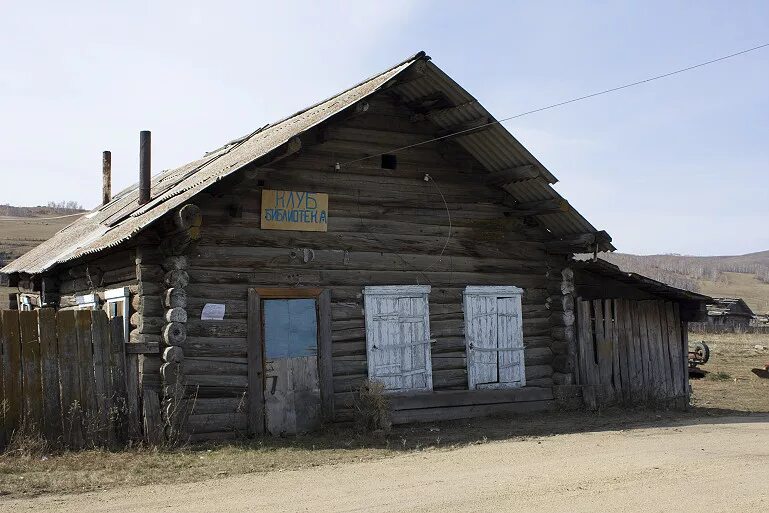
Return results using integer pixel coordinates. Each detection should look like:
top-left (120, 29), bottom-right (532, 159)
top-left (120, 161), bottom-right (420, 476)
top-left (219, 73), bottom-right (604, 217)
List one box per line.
top-left (606, 299), bottom-right (622, 400)
top-left (2, 311), bottom-right (22, 440)
top-left (635, 301), bottom-right (651, 401)
top-left (142, 388), bottom-right (163, 446)
top-left (646, 301), bottom-right (665, 400)
top-left (57, 310), bottom-right (83, 448)
top-left (614, 299), bottom-right (631, 403)
top-left (108, 316), bottom-right (128, 445)
top-left (91, 311), bottom-right (111, 445)
top-left (75, 310), bottom-right (97, 441)
top-left (125, 354), bottom-right (141, 439)
top-left (656, 302), bottom-right (673, 400)
top-left (20, 312), bottom-right (44, 431)
top-left (576, 299), bottom-right (598, 410)
top-left (664, 302), bottom-right (684, 400)
top-left (593, 300), bottom-right (614, 404)
top-left (38, 309), bottom-right (62, 443)
top-left (0, 313), bottom-right (7, 446)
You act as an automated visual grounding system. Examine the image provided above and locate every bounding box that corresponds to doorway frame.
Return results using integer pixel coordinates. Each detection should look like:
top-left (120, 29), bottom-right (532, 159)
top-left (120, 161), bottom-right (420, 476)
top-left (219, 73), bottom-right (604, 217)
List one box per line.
top-left (247, 287), bottom-right (333, 435)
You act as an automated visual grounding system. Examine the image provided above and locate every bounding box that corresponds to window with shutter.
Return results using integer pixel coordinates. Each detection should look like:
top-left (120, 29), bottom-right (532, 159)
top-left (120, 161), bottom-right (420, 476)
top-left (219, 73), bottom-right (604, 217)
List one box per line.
top-left (363, 285), bottom-right (433, 392)
top-left (464, 286), bottom-right (525, 389)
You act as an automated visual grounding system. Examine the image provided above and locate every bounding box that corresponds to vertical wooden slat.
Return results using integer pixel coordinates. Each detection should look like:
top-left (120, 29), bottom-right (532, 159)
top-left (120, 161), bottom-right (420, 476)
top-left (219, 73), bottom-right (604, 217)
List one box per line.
top-left (636, 302), bottom-right (652, 402)
top-left (654, 301), bottom-right (670, 400)
top-left (57, 310), bottom-right (83, 448)
top-left (614, 299), bottom-right (630, 403)
top-left (656, 301), bottom-right (673, 401)
top-left (2, 311), bottom-right (22, 438)
top-left (0, 312), bottom-right (7, 446)
top-left (108, 316), bottom-right (128, 444)
top-left (626, 301), bottom-right (638, 401)
top-left (247, 289), bottom-right (264, 435)
top-left (593, 299), bottom-right (612, 404)
top-left (124, 353), bottom-right (141, 439)
top-left (318, 290), bottom-right (334, 422)
top-left (142, 388), bottom-right (163, 446)
top-left (90, 310), bottom-right (111, 444)
top-left (645, 301), bottom-right (665, 401)
top-left (75, 310), bottom-right (97, 442)
top-left (606, 299), bottom-right (621, 400)
top-left (20, 311), bottom-right (43, 429)
top-left (664, 302), bottom-right (684, 400)
top-left (38, 309), bottom-right (62, 442)
top-left (576, 299), bottom-right (598, 410)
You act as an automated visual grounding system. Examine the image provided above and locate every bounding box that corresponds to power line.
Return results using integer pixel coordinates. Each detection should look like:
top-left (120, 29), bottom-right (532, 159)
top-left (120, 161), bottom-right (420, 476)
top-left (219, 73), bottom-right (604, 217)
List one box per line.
top-left (340, 41), bottom-right (769, 167)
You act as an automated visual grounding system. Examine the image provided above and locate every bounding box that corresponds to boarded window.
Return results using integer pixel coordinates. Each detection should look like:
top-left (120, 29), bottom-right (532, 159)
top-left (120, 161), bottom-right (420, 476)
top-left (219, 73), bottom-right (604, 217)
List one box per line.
top-left (464, 286), bottom-right (525, 389)
top-left (363, 286), bottom-right (433, 392)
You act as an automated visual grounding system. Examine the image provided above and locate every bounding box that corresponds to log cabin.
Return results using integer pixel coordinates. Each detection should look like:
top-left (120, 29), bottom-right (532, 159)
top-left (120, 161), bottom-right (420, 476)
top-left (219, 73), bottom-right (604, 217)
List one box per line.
top-left (1, 51), bottom-right (709, 440)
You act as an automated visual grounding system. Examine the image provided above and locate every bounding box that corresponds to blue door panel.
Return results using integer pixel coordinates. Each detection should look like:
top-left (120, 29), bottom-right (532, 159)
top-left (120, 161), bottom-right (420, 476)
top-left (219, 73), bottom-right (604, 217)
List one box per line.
top-left (264, 299), bottom-right (318, 359)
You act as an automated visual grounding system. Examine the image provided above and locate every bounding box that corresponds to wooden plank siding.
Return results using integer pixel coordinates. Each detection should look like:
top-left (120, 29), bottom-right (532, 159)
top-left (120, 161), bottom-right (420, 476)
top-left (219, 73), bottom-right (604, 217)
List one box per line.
top-left (183, 94), bottom-right (560, 428)
top-left (575, 298), bottom-right (688, 408)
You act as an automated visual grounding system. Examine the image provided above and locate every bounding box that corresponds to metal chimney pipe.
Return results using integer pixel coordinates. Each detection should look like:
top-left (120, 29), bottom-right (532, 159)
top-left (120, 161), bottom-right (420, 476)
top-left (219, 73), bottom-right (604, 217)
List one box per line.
top-left (139, 130), bottom-right (151, 205)
top-left (102, 150), bottom-right (112, 205)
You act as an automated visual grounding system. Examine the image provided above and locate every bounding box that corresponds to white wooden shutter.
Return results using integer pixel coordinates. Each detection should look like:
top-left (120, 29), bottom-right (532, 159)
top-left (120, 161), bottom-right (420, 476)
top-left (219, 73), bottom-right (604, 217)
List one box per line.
top-left (464, 286), bottom-right (525, 389)
top-left (364, 286), bottom-right (433, 392)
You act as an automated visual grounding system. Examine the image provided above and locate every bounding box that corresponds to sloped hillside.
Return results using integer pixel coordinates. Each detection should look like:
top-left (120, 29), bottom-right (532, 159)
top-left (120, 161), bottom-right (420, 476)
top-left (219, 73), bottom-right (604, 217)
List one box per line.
top-left (596, 251), bottom-right (769, 314)
top-left (0, 205), bottom-right (85, 307)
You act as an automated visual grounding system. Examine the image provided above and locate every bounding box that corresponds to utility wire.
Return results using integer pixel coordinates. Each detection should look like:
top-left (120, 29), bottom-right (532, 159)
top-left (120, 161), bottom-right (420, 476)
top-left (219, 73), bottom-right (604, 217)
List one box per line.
top-left (340, 41), bottom-right (769, 167)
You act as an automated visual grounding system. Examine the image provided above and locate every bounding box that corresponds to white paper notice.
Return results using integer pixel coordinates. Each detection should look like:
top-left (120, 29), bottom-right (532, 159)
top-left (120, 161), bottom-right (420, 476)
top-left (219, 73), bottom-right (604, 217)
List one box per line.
top-left (201, 303), bottom-right (226, 320)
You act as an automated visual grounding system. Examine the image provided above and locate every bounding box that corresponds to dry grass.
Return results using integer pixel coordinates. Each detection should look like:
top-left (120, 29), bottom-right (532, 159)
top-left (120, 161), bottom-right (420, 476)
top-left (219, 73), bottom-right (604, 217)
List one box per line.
top-left (0, 407), bottom-right (724, 499)
top-left (2, 331), bottom-right (767, 499)
top-left (697, 272), bottom-right (769, 314)
top-left (689, 331), bottom-right (769, 412)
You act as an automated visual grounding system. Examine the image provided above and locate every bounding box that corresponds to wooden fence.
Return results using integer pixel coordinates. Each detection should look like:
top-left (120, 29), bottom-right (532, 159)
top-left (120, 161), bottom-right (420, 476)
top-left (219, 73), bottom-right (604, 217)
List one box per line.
top-left (575, 298), bottom-right (688, 409)
top-left (0, 309), bottom-right (130, 448)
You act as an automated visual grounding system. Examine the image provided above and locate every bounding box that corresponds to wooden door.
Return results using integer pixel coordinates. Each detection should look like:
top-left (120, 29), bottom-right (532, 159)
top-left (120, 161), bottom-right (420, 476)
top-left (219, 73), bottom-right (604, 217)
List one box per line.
top-left (262, 298), bottom-right (321, 435)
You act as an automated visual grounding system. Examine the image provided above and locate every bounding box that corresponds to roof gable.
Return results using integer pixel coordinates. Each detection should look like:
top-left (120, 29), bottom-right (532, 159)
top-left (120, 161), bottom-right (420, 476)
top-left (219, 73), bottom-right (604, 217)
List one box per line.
top-left (3, 51), bottom-right (613, 275)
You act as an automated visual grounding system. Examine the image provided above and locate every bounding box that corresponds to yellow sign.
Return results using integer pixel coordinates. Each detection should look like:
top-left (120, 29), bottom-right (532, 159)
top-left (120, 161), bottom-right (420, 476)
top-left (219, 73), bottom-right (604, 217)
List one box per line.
top-left (261, 190), bottom-right (328, 232)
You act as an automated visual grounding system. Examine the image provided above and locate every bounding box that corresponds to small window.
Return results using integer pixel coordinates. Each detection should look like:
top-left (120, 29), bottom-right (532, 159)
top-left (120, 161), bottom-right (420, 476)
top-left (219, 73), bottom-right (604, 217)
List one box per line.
top-left (105, 287), bottom-right (130, 344)
top-left (464, 286), bottom-right (525, 389)
top-left (381, 154), bottom-right (397, 170)
top-left (18, 293), bottom-right (40, 311)
top-left (363, 285), bottom-right (432, 392)
top-left (75, 293), bottom-right (99, 310)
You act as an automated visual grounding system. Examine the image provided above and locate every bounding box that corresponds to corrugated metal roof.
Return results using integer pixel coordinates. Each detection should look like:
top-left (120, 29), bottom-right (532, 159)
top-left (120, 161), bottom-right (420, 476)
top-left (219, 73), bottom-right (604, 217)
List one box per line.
top-left (388, 62), bottom-right (614, 245)
top-left (3, 51), bottom-right (614, 276)
top-left (575, 259), bottom-right (712, 304)
top-left (706, 297), bottom-right (754, 317)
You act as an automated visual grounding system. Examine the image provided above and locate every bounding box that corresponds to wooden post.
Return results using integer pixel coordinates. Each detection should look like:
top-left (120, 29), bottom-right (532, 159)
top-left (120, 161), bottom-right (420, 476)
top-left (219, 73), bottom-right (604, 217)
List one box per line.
top-left (38, 309), bottom-right (62, 442)
top-left (102, 150), bottom-right (112, 205)
top-left (318, 290), bottom-right (334, 421)
top-left (247, 289), bottom-right (264, 435)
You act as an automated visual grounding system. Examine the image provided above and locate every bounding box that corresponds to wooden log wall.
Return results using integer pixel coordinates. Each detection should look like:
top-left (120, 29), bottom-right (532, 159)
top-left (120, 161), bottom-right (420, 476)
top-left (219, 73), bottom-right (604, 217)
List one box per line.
top-left (183, 93), bottom-right (561, 433)
top-left (150, 205), bottom-right (203, 441)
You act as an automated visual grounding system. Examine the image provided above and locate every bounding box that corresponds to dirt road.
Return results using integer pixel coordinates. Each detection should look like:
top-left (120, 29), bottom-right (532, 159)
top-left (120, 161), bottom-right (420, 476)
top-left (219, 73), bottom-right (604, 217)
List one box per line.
top-left (6, 415), bottom-right (769, 513)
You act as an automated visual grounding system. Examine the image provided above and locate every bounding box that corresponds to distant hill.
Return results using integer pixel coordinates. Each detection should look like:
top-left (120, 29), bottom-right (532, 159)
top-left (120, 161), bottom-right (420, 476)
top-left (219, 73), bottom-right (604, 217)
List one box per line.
top-left (593, 251), bottom-right (769, 314)
top-left (0, 204), bottom-right (86, 308)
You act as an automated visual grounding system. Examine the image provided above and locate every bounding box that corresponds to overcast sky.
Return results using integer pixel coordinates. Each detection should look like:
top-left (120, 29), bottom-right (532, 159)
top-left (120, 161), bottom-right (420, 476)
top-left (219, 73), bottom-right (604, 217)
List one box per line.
top-left (1, 1), bottom-right (767, 256)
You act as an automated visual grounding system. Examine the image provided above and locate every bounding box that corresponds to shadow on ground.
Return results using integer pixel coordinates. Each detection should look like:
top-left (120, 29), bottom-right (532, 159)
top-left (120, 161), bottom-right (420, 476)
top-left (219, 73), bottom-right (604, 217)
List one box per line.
top-left (192, 407), bottom-right (769, 454)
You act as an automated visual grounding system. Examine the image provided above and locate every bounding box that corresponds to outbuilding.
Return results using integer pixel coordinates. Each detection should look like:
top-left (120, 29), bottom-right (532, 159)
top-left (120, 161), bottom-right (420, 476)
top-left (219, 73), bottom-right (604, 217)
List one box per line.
top-left (703, 297), bottom-right (754, 331)
top-left (1, 52), bottom-right (707, 440)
